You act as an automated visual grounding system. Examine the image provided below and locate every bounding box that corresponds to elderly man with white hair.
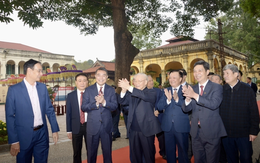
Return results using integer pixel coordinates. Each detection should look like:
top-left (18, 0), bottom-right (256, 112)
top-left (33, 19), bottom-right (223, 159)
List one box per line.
top-left (118, 73), bottom-right (162, 163)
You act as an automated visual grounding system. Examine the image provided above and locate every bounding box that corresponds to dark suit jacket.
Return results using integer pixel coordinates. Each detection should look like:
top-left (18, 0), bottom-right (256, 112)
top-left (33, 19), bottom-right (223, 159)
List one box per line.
top-left (119, 87), bottom-right (162, 137)
top-left (250, 82), bottom-right (258, 94)
top-left (157, 87), bottom-right (190, 133)
top-left (153, 87), bottom-right (163, 123)
top-left (5, 80), bottom-right (59, 150)
top-left (81, 83), bottom-right (117, 135)
top-left (66, 90), bottom-right (82, 134)
top-left (182, 80), bottom-right (226, 139)
top-left (220, 82), bottom-right (259, 137)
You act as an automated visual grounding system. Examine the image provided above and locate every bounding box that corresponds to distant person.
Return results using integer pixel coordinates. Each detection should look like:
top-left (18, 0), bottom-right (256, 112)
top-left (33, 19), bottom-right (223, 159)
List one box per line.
top-left (5, 59), bottom-right (59, 163)
top-left (238, 70), bottom-right (243, 81)
top-left (211, 74), bottom-right (223, 85)
top-left (207, 72), bottom-right (215, 80)
top-left (182, 60), bottom-right (226, 163)
top-left (81, 67), bottom-right (117, 163)
top-left (220, 64), bottom-right (259, 163)
top-left (147, 75), bottom-right (166, 159)
top-left (66, 73), bottom-right (88, 163)
top-left (157, 70), bottom-right (190, 163)
top-left (118, 73), bottom-right (162, 163)
top-left (247, 77), bottom-right (258, 95)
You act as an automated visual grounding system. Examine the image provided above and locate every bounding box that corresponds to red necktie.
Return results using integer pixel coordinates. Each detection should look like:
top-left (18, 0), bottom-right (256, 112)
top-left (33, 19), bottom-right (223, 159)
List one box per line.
top-left (99, 87), bottom-right (103, 95)
top-left (200, 85), bottom-right (204, 96)
top-left (99, 87), bottom-right (103, 107)
top-left (80, 92), bottom-right (85, 124)
top-left (198, 85), bottom-right (204, 126)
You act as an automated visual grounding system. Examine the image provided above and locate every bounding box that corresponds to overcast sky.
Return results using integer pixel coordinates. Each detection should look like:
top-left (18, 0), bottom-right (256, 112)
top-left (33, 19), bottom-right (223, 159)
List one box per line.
top-left (0, 13), bottom-right (206, 62)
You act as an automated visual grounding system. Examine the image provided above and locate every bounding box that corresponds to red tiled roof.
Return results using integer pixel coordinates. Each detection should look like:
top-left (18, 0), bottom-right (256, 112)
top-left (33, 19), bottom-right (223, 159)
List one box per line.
top-left (83, 61), bottom-right (115, 73)
top-left (0, 41), bottom-right (50, 53)
top-left (159, 40), bottom-right (195, 48)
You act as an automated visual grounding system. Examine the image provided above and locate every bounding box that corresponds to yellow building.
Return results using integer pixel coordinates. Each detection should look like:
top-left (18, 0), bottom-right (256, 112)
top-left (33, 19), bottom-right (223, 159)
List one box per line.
top-left (131, 37), bottom-right (248, 85)
top-left (248, 63), bottom-right (260, 87)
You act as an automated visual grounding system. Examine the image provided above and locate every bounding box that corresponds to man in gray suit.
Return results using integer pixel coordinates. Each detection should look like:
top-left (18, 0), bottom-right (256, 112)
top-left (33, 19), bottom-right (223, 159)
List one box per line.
top-left (182, 60), bottom-right (226, 163)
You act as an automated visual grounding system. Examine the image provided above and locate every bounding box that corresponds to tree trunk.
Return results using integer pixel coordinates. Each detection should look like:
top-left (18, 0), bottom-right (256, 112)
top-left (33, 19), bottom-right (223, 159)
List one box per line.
top-left (111, 0), bottom-right (139, 93)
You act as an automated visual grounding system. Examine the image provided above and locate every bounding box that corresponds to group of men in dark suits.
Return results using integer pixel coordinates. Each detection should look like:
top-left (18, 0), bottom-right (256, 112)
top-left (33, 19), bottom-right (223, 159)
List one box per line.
top-left (66, 67), bottom-right (117, 163)
top-left (6, 59), bottom-right (259, 163)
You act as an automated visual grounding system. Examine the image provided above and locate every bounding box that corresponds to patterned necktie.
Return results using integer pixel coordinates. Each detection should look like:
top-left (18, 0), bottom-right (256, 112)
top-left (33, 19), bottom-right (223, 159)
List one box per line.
top-left (80, 92), bottom-right (85, 124)
top-left (99, 87), bottom-right (103, 95)
top-left (200, 85), bottom-right (204, 96)
top-left (99, 87), bottom-right (103, 107)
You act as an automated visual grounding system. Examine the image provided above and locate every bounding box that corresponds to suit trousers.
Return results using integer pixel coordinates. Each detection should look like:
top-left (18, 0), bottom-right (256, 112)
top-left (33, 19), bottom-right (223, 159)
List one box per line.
top-left (87, 124), bottom-right (112, 163)
top-left (72, 122), bottom-right (87, 163)
top-left (156, 131), bottom-right (166, 156)
top-left (222, 137), bottom-right (253, 163)
top-left (17, 126), bottom-right (49, 163)
top-left (192, 128), bottom-right (221, 163)
top-left (112, 110), bottom-right (121, 138)
top-left (129, 129), bottom-right (155, 163)
top-left (164, 123), bottom-right (189, 163)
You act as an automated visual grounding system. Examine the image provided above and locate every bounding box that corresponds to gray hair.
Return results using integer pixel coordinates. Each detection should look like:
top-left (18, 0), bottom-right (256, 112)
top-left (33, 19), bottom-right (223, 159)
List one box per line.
top-left (212, 74), bottom-right (222, 80)
top-left (133, 73), bottom-right (148, 81)
top-left (223, 64), bottom-right (239, 73)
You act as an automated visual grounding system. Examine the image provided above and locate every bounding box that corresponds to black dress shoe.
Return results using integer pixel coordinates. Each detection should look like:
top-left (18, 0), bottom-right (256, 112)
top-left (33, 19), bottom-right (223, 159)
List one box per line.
top-left (112, 137), bottom-right (116, 141)
top-left (114, 135), bottom-right (121, 138)
top-left (162, 155), bottom-right (167, 160)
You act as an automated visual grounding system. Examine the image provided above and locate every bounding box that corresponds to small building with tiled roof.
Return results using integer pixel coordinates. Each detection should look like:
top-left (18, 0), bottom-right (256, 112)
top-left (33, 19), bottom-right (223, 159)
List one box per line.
top-left (83, 59), bottom-right (115, 85)
top-left (0, 41), bottom-right (74, 80)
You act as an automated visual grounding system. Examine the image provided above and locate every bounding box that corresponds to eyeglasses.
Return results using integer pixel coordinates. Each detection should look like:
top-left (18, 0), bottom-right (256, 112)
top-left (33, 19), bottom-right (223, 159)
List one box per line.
top-left (33, 68), bottom-right (43, 73)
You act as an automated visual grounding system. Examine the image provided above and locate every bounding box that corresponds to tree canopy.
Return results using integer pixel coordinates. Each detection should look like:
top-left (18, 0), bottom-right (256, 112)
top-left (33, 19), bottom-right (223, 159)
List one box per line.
top-left (205, 1), bottom-right (260, 66)
top-left (0, 0), bottom-right (234, 92)
top-left (241, 0), bottom-right (260, 18)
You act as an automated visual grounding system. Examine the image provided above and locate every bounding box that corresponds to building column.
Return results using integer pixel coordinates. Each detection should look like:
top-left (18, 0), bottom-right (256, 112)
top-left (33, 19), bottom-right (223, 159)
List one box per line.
top-left (206, 51), bottom-right (214, 72)
top-left (187, 68), bottom-right (192, 84)
top-left (1, 62), bottom-right (6, 79)
top-left (183, 54), bottom-right (188, 72)
top-left (15, 64), bottom-right (19, 76)
top-left (139, 59), bottom-right (144, 73)
top-left (161, 70), bottom-right (166, 85)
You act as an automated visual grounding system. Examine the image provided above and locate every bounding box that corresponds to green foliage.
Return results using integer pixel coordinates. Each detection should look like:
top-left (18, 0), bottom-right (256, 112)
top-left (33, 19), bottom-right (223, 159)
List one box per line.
top-left (0, 120), bottom-right (8, 145)
top-left (153, 80), bottom-right (159, 88)
top-left (205, 1), bottom-right (260, 66)
top-left (110, 59), bottom-right (115, 62)
top-left (163, 80), bottom-right (170, 88)
top-left (47, 87), bottom-right (55, 102)
top-left (129, 24), bottom-right (162, 50)
top-left (241, 0), bottom-right (260, 18)
top-left (74, 59), bottom-right (94, 70)
top-left (0, 0), bottom-right (233, 41)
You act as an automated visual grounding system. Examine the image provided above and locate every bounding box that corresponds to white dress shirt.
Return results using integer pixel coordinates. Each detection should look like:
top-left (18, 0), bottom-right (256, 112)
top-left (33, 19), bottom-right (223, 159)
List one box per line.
top-left (185, 79), bottom-right (209, 106)
top-left (24, 78), bottom-right (43, 127)
top-left (167, 85), bottom-right (180, 104)
top-left (96, 83), bottom-right (106, 107)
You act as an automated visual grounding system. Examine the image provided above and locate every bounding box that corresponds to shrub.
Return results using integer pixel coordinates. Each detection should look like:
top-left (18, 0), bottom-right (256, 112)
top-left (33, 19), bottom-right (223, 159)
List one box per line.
top-left (0, 120), bottom-right (8, 145)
